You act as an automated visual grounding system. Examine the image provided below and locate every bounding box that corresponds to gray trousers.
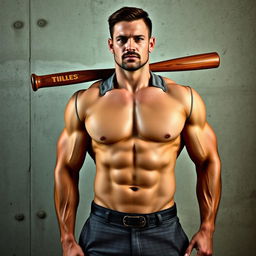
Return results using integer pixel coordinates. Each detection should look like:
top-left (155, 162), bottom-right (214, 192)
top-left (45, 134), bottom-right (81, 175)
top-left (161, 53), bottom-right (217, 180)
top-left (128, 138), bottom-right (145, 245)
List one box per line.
top-left (79, 202), bottom-right (189, 256)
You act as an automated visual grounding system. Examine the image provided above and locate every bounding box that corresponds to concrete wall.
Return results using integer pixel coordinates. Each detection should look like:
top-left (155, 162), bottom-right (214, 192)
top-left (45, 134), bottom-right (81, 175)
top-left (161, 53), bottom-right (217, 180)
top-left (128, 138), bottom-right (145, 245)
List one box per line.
top-left (0, 0), bottom-right (255, 255)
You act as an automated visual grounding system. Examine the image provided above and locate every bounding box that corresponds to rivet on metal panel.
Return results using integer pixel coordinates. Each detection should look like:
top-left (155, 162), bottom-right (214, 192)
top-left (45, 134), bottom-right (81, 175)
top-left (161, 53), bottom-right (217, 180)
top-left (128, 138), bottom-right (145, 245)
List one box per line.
top-left (37, 19), bottom-right (47, 27)
top-left (15, 213), bottom-right (25, 221)
top-left (13, 21), bottom-right (24, 29)
top-left (37, 210), bottom-right (47, 219)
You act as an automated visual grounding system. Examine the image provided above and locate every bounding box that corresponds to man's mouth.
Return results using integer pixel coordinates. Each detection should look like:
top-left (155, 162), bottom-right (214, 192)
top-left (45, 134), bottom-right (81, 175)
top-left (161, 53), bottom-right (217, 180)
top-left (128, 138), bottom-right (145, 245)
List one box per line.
top-left (123, 53), bottom-right (140, 59)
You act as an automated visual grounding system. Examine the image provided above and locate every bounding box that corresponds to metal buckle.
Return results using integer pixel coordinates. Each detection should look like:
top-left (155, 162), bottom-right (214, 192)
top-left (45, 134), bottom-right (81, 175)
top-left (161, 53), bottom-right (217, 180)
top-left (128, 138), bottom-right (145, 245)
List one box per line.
top-left (123, 215), bottom-right (146, 228)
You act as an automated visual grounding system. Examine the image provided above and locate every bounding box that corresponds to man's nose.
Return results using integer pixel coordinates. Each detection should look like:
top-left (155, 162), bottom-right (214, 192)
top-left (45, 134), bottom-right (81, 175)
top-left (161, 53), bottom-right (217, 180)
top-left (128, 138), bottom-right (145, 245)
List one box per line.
top-left (125, 38), bottom-right (136, 51)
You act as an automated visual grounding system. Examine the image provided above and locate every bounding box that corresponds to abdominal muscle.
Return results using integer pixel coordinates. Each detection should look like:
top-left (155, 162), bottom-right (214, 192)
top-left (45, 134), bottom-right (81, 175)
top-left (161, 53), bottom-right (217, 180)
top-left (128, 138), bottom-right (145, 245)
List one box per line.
top-left (92, 137), bottom-right (180, 214)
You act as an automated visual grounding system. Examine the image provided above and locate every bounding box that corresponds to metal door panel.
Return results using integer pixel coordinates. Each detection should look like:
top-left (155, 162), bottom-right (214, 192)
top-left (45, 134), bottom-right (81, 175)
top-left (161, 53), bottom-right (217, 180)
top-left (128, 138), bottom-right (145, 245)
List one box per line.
top-left (0, 0), bottom-right (30, 255)
top-left (30, 0), bottom-right (104, 254)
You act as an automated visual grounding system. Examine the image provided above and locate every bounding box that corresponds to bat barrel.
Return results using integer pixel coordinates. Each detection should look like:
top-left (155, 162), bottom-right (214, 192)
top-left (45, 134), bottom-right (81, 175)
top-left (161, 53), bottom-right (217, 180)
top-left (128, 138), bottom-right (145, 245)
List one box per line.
top-left (150, 52), bottom-right (220, 72)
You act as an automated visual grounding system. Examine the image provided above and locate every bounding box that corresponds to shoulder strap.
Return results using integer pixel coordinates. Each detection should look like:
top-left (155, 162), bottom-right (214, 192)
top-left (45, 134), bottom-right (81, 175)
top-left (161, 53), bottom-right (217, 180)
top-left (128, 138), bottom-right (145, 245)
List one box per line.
top-left (74, 90), bottom-right (83, 123)
top-left (186, 86), bottom-right (193, 121)
top-left (150, 72), bottom-right (167, 92)
top-left (99, 73), bottom-right (115, 96)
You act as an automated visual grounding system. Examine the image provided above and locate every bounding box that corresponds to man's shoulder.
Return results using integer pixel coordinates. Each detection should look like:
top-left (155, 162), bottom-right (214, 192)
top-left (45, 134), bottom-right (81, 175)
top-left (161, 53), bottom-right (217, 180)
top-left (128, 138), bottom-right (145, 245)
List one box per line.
top-left (76, 80), bottom-right (102, 101)
top-left (162, 76), bottom-right (191, 100)
top-left (69, 80), bottom-right (102, 117)
top-left (161, 76), bottom-right (195, 120)
top-left (79, 80), bottom-right (101, 95)
top-left (162, 76), bottom-right (207, 124)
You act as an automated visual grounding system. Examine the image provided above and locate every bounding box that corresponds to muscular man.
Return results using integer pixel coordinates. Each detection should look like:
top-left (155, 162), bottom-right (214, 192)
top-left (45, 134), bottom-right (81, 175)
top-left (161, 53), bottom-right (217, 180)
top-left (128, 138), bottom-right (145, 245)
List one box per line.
top-left (54, 6), bottom-right (221, 256)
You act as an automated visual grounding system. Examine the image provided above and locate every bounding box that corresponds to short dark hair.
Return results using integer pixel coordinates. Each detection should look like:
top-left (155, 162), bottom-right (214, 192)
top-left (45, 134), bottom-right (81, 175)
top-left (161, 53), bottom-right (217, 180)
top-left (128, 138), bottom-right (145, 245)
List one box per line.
top-left (108, 7), bottom-right (152, 38)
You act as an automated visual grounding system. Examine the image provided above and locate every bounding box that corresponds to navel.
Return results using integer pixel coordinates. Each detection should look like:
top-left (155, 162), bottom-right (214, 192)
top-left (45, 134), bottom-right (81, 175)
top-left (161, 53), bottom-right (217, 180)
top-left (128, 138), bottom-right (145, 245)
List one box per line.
top-left (164, 133), bottom-right (171, 139)
top-left (130, 186), bottom-right (139, 192)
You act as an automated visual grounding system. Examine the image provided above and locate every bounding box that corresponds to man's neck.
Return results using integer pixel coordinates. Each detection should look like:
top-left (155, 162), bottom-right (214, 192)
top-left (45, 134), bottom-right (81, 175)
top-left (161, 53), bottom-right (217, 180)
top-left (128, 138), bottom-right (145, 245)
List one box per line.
top-left (114, 64), bottom-right (151, 93)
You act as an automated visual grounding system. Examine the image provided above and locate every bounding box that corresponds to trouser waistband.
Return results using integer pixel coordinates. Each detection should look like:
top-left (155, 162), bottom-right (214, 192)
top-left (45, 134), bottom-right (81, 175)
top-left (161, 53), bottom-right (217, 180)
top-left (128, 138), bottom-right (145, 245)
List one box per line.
top-left (91, 201), bottom-right (177, 228)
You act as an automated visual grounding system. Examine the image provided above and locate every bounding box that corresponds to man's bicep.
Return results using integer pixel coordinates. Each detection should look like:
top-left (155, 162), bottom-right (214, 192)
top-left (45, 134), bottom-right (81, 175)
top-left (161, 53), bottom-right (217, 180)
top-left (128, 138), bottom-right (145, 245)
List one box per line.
top-left (182, 122), bottom-right (219, 165)
top-left (182, 88), bottom-right (219, 165)
top-left (56, 93), bottom-right (88, 172)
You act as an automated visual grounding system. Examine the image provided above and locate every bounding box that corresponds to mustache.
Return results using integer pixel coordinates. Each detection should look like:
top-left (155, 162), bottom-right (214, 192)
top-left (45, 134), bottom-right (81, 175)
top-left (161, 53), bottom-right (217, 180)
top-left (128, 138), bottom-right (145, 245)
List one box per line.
top-left (122, 52), bottom-right (141, 59)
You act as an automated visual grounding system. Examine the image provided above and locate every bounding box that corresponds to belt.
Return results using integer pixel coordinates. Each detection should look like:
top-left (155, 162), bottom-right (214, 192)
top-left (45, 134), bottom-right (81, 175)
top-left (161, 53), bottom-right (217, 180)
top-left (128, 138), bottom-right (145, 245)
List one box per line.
top-left (91, 201), bottom-right (177, 228)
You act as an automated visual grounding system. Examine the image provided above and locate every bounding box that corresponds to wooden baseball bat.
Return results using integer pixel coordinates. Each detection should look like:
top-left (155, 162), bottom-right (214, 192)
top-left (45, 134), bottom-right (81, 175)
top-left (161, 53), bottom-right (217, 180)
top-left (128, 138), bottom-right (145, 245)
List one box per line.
top-left (31, 52), bottom-right (220, 91)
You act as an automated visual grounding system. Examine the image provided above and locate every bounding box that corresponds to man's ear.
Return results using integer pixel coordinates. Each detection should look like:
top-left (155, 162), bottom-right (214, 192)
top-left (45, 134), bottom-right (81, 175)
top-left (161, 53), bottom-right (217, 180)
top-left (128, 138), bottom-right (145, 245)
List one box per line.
top-left (108, 38), bottom-right (114, 54)
top-left (149, 37), bottom-right (156, 53)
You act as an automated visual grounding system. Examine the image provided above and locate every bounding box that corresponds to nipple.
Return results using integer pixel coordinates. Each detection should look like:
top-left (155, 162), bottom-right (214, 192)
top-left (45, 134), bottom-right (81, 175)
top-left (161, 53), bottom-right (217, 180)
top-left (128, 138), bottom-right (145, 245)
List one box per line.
top-left (100, 136), bottom-right (106, 141)
top-left (164, 134), bottom-right (171, 139)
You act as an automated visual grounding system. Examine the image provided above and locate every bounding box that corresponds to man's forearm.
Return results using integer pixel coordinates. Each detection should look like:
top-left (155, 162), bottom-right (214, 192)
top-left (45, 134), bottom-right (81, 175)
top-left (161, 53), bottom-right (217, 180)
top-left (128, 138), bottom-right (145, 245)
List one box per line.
top-left (54, 166), bottom-right (80, 243)
top-left (196, 156), bottom-right (221, 232)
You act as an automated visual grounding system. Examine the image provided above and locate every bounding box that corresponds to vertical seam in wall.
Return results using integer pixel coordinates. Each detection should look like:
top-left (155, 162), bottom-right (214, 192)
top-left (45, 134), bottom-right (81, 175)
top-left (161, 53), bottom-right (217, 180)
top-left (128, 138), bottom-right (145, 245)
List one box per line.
top-left (28, 0), bottom-right (32, 255)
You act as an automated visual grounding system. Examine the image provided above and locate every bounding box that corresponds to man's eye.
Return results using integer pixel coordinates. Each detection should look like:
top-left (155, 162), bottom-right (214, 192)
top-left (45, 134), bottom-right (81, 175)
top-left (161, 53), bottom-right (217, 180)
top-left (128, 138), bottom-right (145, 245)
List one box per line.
top-left (135, 37), bottom-right (144, 42)
top-left (117, 38), bottom-right (127, 43)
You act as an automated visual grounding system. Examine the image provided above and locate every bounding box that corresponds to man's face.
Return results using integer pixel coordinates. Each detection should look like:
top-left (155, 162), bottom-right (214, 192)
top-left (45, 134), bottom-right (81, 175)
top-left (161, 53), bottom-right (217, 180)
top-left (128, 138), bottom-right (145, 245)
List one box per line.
top-left (108, 19), bottom-right (155, 71)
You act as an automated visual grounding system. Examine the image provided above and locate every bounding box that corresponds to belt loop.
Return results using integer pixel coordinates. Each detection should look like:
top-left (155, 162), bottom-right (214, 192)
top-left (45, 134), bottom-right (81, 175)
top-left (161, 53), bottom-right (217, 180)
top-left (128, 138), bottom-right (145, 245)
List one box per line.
top-left (105, 211), bottom-right (110, 222)
top-left (156, 213), bottom-right (162, 225)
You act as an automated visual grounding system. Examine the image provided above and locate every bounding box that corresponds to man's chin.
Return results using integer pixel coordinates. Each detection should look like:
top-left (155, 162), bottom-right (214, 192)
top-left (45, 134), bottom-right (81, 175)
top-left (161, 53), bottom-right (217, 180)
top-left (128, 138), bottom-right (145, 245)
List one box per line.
top-left (122, 65), bottom-right (141, 71)
top-left (121, 61), bottom-right (145, 71)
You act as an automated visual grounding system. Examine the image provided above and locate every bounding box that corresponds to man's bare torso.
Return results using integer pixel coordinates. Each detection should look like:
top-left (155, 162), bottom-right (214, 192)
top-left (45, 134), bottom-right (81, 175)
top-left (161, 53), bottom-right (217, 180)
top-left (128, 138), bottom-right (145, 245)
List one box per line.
top-left (77, 76), bottom-right (191, 214)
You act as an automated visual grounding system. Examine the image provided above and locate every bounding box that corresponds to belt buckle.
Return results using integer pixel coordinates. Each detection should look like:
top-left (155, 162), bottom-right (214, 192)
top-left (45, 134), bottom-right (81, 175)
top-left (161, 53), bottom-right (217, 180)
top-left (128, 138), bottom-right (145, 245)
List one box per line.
top-left (123, 215), bottom-right (146, 228)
